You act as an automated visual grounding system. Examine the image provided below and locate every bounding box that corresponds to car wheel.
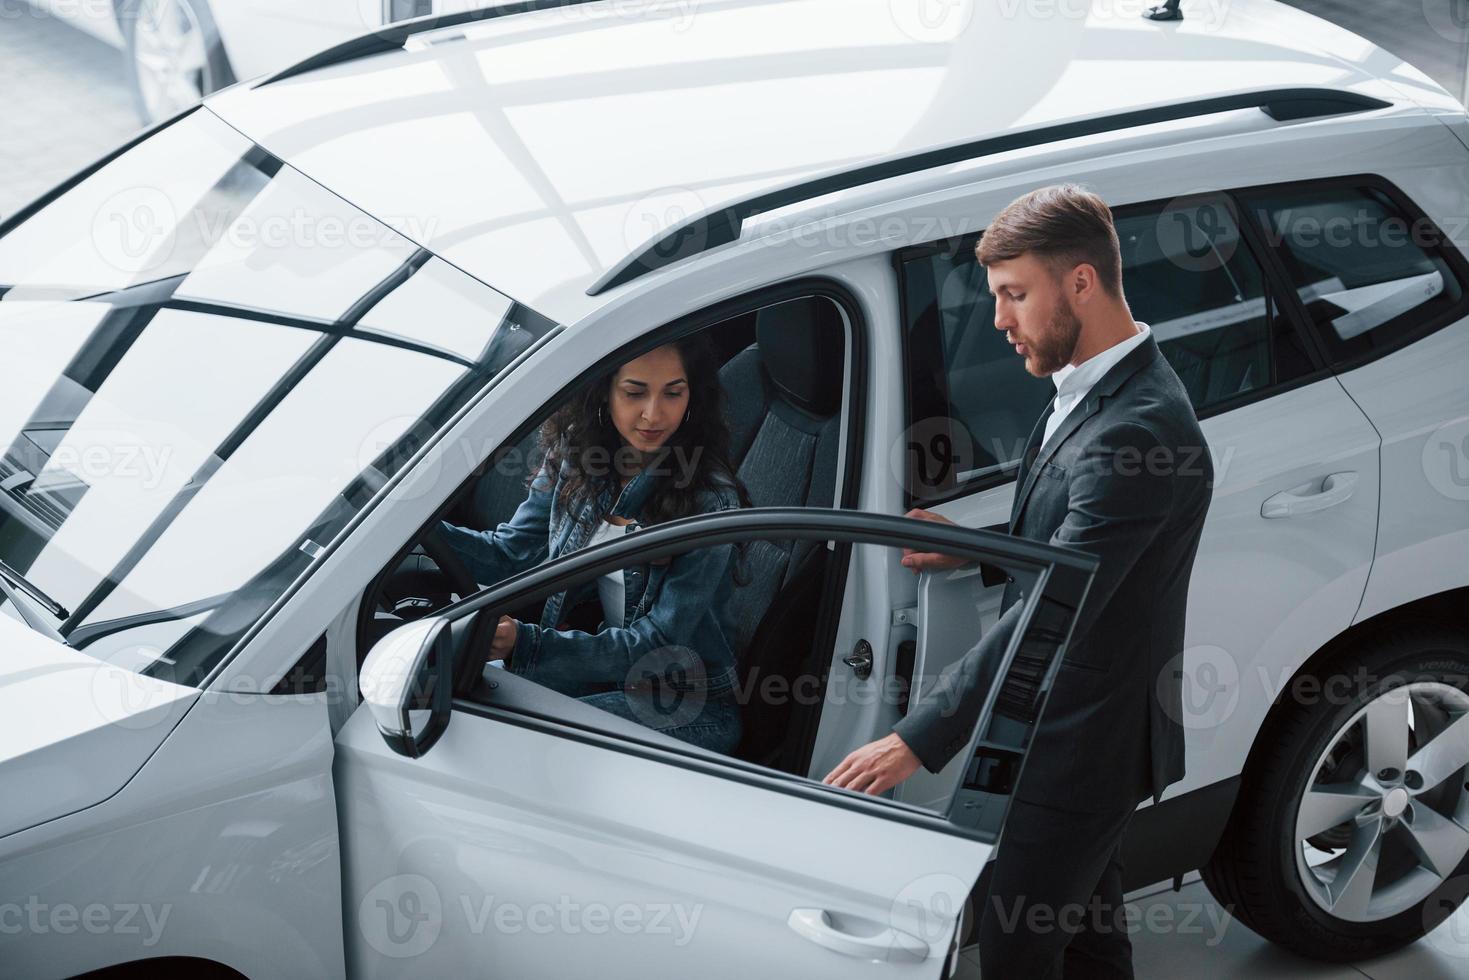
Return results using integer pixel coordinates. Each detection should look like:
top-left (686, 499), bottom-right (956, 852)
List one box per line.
top-left (118, 0), bottom-right (235, 125)
top-left (1201, 623), bottom-right (1469, 961)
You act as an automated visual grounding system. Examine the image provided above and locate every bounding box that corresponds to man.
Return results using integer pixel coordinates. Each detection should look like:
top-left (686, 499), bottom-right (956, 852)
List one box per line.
top-left (825, 184), bottom-right (1214, 978)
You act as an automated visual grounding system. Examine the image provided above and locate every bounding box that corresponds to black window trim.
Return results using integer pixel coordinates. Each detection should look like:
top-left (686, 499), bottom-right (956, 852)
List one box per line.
top-left (357, 275), bottom-right (871, 773)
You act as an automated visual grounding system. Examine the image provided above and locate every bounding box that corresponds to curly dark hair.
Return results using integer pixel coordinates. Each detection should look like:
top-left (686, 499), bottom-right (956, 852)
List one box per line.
top-left (537, 332), bottom-right (752, 529)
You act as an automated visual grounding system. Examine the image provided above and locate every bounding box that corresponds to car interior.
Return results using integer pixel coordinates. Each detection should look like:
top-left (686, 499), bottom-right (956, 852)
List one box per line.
top-left (358, 295), bottom-right (852, 775)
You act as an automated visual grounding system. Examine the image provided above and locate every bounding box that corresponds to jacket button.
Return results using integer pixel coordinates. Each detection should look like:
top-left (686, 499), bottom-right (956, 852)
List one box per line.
top-left (1005, 575), bottom-right (1015, 584)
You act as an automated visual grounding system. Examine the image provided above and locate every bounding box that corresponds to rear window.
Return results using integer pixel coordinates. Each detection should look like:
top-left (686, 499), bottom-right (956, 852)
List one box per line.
top-left (1240, 183), bottom-right (1469, 363)
top-left (0, 109), bottom-right (556, 685)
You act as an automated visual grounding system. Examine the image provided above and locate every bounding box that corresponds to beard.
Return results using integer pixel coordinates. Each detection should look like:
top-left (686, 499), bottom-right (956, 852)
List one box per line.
top-left (1024, 296), bottom-right (1083, 376)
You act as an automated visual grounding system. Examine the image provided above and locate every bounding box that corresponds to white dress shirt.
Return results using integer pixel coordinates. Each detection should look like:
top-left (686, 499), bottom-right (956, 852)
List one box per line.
top-left (1041, 322), bottom-right (1152, 449)
top-left (585, 519), bottom-right (631, 628)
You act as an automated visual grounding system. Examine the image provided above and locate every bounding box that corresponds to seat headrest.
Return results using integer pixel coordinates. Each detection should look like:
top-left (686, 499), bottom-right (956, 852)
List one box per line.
top-left (753, 298), bottom-right (845, 417)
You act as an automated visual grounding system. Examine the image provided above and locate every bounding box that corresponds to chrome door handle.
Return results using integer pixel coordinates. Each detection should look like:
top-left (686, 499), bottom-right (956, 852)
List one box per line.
top-left (1261, 471), bottom-right (1359, 519)
top-left (787, 908), bottom-right (928, 963)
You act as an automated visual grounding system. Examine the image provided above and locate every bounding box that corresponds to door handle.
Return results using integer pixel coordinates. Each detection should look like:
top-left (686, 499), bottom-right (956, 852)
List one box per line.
top-left (787, 908), bottom-right (929, 963)
top-left (1261, 471), bottom-right (1359, 519)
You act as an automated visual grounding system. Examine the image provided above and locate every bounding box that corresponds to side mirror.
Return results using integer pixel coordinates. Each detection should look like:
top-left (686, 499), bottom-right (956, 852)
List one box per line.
top-left (358, 615), bottom-right (453, 757)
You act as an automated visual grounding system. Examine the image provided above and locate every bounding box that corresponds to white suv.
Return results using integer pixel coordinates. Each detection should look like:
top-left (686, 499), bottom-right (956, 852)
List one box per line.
top-left (2, 1), bottom-right (1469, 977)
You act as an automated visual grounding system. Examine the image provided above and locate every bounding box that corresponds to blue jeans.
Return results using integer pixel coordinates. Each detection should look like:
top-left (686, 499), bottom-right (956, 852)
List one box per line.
top-left (578, 688), bottom-right (742, 754)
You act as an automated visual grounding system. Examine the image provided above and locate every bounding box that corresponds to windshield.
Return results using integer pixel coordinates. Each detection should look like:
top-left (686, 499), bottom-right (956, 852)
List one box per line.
top-left (0, 108), bottom-right (557, 685)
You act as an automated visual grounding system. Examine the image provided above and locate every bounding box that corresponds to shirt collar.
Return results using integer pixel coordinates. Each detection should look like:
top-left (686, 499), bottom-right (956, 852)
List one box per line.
top-left (1051, 322), bottom-right (1151, 397)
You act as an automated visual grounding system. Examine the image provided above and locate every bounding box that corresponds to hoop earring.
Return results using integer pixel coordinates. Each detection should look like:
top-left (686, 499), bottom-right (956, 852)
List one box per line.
top-left (684, 407), bottom-right (692, 423)
top-left (598, 403), bottom-right (607, 426)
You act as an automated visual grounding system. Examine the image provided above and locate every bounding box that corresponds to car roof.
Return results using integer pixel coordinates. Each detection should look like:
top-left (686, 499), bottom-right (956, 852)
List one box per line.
top-left (203, 0), bottom-right (1443, 325)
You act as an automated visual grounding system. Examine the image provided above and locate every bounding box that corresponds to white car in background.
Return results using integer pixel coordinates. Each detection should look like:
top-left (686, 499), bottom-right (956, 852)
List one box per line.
top-left (25, 0), bottom-right (490, 123)
top-left (3, 1), bottom-right (1469, 977)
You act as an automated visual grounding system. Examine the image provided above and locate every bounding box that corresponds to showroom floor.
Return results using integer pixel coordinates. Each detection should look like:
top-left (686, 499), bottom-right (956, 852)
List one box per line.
top-left (954, 876), bottom-right (1469, 978)
top-left (0, 7), bottom-right (139, 220)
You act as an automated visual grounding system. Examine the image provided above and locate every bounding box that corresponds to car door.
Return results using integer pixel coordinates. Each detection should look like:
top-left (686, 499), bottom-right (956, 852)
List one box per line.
top-left (335, 508), bottom-right (1097, 979)
top-left (890, 192), bottom-right (1381, 810)
top-left (1231, 176), bottom-right (1469, 624)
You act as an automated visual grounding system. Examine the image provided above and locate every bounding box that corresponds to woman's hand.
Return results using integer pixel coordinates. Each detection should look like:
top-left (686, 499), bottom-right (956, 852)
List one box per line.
top-left (490, 615), bottom-right (519, 662)
top-left (899, 508), bottom-right (967, 573)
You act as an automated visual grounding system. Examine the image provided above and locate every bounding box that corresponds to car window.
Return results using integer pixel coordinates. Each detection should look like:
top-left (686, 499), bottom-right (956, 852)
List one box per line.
top-left (898, 193), bottom-right (1313, 503)
top-left (1116, 197), bottom-right (1313, 409)
top-left (0, 109), bottom-right (558, 686)
top-left (443, 524), bottom-right (1072, 815)
top-left (1240, 183), bottom-right (1468, 362)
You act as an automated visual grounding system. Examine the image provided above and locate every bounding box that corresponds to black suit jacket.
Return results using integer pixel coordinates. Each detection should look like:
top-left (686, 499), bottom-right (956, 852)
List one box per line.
top-left (893, 332), bottom-right (1214, 812)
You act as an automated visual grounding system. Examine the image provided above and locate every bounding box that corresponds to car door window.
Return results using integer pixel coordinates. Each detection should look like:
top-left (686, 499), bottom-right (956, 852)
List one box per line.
top-left (1116, 197), bottom-right (1314, 408)
top-left (1239, 181), bottom-right (1469, 363)
top-left (898, 193), bottom-right (1313, 504)
top-left (379, 512), bottom-right (1094, 819)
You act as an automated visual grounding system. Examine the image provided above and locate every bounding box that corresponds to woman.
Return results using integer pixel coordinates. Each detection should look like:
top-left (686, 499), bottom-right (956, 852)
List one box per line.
top-left (438, 333), bottom-right (750, 754)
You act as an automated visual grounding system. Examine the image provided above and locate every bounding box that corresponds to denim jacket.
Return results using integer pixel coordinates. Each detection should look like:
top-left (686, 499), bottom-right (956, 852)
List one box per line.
top-left (438, 459), bottom-right (743, 699)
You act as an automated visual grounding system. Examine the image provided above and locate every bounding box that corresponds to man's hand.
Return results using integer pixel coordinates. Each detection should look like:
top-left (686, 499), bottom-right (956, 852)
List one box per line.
top-left (490, 615), bottom-right (519, 662)
top-left (823, 732), bottom-right (923, 795)
top-left (900, 508), bottom-right (967, 574)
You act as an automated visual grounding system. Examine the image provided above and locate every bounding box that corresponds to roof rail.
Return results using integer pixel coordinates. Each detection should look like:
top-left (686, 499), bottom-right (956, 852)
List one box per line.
top-left (588, 87), bottom-right (1391, 296)
top-left (259, 0), bottom-right (606, 86)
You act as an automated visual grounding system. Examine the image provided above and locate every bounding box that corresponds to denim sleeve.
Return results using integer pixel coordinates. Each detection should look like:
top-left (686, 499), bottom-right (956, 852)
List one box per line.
top-left (511, 488), bottom-right (741, 693)
top-left (437, 467), bottom-right (554, 587)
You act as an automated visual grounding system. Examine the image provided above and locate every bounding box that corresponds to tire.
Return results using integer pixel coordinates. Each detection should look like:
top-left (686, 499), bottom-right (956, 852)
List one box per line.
top-left (118, 0), bottom-right (235, 126)
top-left (1201, 622), bottom-right (1469, 961)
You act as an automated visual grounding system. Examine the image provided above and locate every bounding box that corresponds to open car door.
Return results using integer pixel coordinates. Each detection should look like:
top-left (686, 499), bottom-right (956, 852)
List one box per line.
top-left (335, 508), bottom-right (1097, 979)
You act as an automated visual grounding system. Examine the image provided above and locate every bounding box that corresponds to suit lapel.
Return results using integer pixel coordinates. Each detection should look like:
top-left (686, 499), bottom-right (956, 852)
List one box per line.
top-left (1010, 398), bottom-right (1100, 532)
top-left (1008, 404), bottom-right (1053, 530)
top-left (1009, 333), bottom-right (1162, 532)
